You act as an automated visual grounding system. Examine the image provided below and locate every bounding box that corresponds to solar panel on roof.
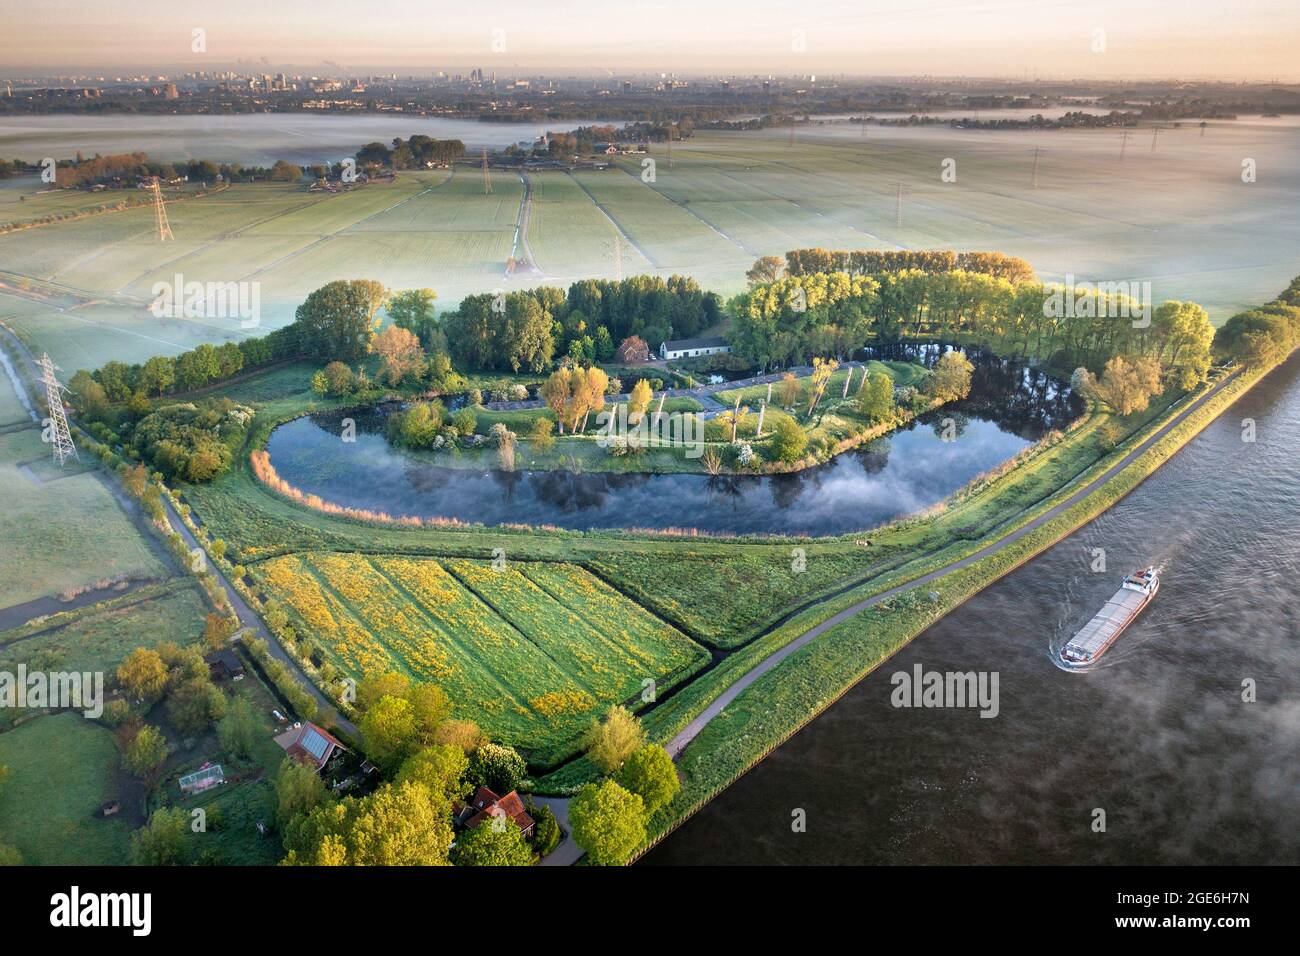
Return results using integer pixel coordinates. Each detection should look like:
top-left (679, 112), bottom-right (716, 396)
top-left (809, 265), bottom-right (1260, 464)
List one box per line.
top-left (300, 727), bottom-right (330, 761)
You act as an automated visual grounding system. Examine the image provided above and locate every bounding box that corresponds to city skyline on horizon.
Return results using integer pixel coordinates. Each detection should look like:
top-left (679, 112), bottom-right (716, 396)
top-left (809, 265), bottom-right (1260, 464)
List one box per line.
top-left (4, 0), bottom-right (1299, 82)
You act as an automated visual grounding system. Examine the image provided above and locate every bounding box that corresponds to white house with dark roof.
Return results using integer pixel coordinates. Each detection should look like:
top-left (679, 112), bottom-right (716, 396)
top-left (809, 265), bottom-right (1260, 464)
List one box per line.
top-left (660, 336), bottom-right (731, 360)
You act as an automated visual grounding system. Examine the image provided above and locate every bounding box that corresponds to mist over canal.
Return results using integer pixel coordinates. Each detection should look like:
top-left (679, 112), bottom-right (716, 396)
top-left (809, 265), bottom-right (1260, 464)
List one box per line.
top-left (641, 354), bottom-right (1300, 865)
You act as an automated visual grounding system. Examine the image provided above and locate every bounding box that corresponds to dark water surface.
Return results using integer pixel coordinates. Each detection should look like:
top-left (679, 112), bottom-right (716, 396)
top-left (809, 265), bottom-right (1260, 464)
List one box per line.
top-left (642, 354), bottom-right (1300, 865)
top-left (265, 351), bottom-right (1079, 536)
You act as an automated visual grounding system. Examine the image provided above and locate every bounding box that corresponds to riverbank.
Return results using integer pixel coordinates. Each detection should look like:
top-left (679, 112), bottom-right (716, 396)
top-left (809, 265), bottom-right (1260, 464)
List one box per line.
top-left (624, 356), bottom-right (1276, 862)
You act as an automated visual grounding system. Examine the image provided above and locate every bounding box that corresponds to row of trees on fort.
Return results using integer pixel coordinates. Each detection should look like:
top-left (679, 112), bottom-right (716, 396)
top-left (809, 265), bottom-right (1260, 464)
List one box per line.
top-left (730, 259), bottom-right (1216, 390)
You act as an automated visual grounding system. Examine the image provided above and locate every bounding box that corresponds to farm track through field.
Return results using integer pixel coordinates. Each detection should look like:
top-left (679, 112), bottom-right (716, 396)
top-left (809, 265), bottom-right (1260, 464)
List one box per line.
top-left (509, 170), bottom-right (549, 281)
top-left (564, 171), bottom-right (661, 269)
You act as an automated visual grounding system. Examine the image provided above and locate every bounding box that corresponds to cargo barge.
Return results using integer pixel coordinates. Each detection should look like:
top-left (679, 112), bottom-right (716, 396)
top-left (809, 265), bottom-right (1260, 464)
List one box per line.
top-left (1060, 567), bottom-right (1159, 667)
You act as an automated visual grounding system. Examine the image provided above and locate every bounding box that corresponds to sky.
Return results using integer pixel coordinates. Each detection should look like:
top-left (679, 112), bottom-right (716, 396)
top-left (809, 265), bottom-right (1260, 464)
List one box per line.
top-left (3, 0), bottom-right (1298, 80)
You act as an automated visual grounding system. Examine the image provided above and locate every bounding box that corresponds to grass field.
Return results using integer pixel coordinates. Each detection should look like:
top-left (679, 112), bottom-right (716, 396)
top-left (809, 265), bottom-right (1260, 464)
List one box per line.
top-left (5, 121), bottom-right (1295, 372)
top-left (0, 712), bottom-right (132, 864)
top-left (0, 424), bottom-right (166, 609)
top-left (251, 550), bottom-right (709, 764)
top-left (0, 583), bottom-right (207, 690)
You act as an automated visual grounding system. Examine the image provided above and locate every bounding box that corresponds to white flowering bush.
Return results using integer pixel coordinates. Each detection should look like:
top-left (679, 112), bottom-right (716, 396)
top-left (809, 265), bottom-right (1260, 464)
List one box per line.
top-left (735, 441), bottom-right (756, 467)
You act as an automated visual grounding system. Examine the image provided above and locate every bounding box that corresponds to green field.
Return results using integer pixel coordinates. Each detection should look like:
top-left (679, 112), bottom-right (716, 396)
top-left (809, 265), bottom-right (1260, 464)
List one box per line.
top-left (0, 425), bottom-right (166, 609)
top-left (0, 712), bottom-right (132, 865)
top-left (251, 550), bottom-right (709, 764)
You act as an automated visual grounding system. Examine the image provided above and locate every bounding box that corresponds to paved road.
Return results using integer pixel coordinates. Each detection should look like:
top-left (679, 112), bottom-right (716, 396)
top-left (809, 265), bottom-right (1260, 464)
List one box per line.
top-left (161, 495), bottom-right (358, 738)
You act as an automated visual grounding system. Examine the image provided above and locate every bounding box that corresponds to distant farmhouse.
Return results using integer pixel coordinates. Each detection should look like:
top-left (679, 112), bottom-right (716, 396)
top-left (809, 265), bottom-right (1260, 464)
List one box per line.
top-left (660, 336), bottom-right (731, 360)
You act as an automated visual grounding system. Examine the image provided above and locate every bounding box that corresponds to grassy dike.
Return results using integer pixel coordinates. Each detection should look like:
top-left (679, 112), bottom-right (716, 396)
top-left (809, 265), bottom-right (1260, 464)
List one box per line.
top-left (624, 360), bottom-right (1272, 860)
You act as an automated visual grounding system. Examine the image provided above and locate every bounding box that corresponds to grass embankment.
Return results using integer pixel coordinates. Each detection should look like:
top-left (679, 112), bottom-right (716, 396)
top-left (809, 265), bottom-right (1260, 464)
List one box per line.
top-left (624, 362), bottom-right (1267, 858)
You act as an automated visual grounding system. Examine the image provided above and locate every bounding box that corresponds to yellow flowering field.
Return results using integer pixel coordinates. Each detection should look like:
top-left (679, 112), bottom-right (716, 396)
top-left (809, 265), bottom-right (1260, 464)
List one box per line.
top-left (252, 551), bottom-right (709, 765)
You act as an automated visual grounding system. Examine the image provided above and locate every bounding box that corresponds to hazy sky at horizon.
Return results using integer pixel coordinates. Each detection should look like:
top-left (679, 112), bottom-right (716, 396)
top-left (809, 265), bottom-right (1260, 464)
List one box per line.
top-left (3, 0), bottom-right (1298, 80)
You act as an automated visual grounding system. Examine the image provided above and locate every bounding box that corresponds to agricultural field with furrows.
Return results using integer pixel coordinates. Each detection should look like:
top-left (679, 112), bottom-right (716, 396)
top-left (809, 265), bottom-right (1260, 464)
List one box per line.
top-left (569, 167), bottom-right (753, 278)
top-left (0, 419), bottom-right (165, 608)
top-left (2, 122), bottom-right (1296, 376)
top-left (252, 551), bottom-right (709, 763)
top-left (525, 170), bottom-right (653, 278)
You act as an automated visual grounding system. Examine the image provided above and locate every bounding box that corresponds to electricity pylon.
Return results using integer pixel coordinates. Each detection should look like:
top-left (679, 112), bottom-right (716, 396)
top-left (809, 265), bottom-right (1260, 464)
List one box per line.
top-left (150, 177), bottom-right (173, 241)
top-left (481, 149), bottom-right (492, 194)
top-left (37, 353), bottom-right (78, 465)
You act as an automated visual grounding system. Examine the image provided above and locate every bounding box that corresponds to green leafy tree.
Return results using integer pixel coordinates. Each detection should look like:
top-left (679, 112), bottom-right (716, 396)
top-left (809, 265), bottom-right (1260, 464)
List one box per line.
top-left (628, 379), bottom-right (653, 423)
top-left (584, 705), bottom-right (646, 773)
top-left (768, 414), bottom-right (808, 463)
top-left (283, 780), bottom-right (452, 866)
top-left (123, 725), bottom-right (170, 778)
top-left (452, 819), bottom-right (534, 866)
top-left (131, 807), bottom-right (189, 865)
top-left (857, 370), bottom-right (895, 423)
top-left (928, 350), bottom-right (975, 403)
top-left (116, 648), bottom-right (169, 704)
top-left (217, 695), bottom-right (259, 759)
top-left (274, 758), bottom-right (329, 828)
top-left (569, 780), bottom-right (645, 866)
top-left (616, 744), bottom-right (680, 817)
top-left (139, 355), bottom-right (176, 396)
top-left (294, 279), bottom-right (389, 362)
top-left (452, 407), bottom-right (477, 436)
top-left (409, 683), bottom-right (452, 743)
top-left (388, 288), bottom-right (441, 349)
top-left (396, 744), bottom-right (468, 803)
top-left (166, 676), bottom-right (227, 736)
top-left (466, 742), bottom-right (527, 794)
top-left (359, 694), bottom-right (416, 771)
top-left (529, 416), bottom-right (555, 453)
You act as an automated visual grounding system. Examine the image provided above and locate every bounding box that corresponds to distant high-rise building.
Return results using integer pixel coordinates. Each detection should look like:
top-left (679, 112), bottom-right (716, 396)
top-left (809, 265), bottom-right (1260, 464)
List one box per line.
top-left (163, 82), bottom-right (178, 99)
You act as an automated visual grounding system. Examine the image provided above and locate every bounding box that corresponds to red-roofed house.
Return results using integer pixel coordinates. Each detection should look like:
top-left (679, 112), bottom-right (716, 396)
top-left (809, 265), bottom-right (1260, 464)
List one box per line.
top-left (455, 785), bottom-right (535, 839)
top-left (274, 722), bottom-right (347, 774)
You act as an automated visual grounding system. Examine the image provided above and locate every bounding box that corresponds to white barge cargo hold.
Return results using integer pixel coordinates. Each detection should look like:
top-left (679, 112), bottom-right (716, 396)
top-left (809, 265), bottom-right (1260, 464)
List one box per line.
top-left (1060, 567), bottom-right (1159, 667)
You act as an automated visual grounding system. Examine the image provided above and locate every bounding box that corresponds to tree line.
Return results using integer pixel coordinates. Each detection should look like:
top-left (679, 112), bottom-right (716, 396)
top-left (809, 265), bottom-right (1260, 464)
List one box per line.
top-left (774, 248), bottom-right (1037, 283)
top-left (729, 266), bottom-right (1216, 388)
top-left (443, 275), bottom-right (722, 373)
